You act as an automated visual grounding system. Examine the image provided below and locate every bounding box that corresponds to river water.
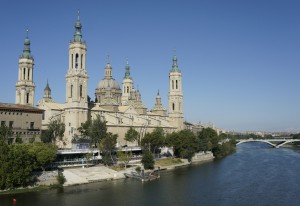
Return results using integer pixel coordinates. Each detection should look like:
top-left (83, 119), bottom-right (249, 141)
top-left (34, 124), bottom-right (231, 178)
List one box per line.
top-left (1, 143), bottom-right (300, 206)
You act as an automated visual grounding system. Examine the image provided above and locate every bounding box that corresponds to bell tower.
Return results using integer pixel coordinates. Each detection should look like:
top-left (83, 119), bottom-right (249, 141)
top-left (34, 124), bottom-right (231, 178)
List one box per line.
top-left (121, 60), bottom-right (134, 105)
top-left (15, 29), bottom-right (35, 106)
top-left (64, 11), bottom-right (89, 145)
top-left (168, 53), bottom-right (184, 130)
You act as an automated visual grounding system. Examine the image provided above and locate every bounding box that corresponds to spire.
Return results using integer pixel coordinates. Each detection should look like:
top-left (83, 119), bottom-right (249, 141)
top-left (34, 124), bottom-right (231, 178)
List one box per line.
top-left (43, 80), bottom-right (52, 99)
top-left (21, 28), bottom-right (32, 59)
top-left (170, 49), bottom-right (180, 73)
top-left (156, 89), bottom-right (161, 102)
top-left (73, 10), bottom-right (83, 42)
top-left (44, 79), bottom-right (51, 91)
top-left (124, 59), bottom-right (132, 79)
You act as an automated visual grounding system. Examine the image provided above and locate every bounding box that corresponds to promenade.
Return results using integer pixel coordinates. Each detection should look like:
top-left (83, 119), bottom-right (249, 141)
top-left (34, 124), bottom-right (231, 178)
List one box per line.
top-left (63, 166), bottom-right (129, 186)
top-left (62, 153), bottom-right (214, 186)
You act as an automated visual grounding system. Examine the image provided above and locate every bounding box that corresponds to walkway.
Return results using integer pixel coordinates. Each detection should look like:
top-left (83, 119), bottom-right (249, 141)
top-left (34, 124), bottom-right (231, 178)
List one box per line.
top-left (63, 165), bottom-right (128, 186)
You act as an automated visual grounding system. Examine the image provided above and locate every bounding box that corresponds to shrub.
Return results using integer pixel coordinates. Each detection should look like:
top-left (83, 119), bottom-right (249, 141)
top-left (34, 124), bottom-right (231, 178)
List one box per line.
top-left (141, 151), bottom-right (154, 170)
top-left (57, 172), bottom-right (66, 186)
top-left (135, 166), bottom-right (141, 173)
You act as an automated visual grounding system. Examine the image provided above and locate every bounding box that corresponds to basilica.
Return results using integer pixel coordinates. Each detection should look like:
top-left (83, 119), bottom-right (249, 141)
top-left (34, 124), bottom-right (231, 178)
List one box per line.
top-left (15, 13), bottom-right (184, 148)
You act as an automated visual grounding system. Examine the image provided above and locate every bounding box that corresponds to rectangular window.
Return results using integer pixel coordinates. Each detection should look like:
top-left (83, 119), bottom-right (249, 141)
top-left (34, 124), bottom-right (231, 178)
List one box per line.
top-left (30, 122), bottom-right (34, 129)
top-left (26, 93), bottom-right (29, 104)
top-left (1, 121), bottom-right (5, 126)
top-left (9, 121), bottom-right (13, 128)
top-left (80, 85), bottom-right (83, 97)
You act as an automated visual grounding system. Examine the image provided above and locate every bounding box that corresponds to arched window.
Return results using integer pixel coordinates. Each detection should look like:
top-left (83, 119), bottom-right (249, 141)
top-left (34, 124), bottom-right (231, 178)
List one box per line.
top-left (75, 53), bottom-right (79, 69)
top-left (81, 54), bottom-right (83, 69)
top-left (80, 85), bottom-right (83, 97)
top-left (127, 86), bottom-right (129, 93)
top-left (23, 68), bottom-right (26, 80)
top-left (172, 80), bottom-right (174, 90)
top-left (176, 80), bottom-right (178, 89)
top-left (28, 69), bottom-right (30, 80)
top-left (172, 103), bottom-right (175, 111)
top-left (70, 85), bottom-right (73, 97)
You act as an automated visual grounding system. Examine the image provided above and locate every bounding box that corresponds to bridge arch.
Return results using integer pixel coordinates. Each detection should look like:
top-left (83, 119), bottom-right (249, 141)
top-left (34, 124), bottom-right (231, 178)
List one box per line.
top-left (275, 140), bottom-right (297, 148)
top-left (236, 140), bottom-right (276, 147)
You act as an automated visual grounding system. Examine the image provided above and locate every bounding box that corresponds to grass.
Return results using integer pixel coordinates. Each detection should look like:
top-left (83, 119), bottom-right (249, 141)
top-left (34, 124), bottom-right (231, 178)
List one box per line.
top-left (155, 158), bottom-right (183, 167)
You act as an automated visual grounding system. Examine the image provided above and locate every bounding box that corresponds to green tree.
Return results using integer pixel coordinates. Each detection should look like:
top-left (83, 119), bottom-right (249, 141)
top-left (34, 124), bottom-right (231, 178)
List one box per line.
top-left (0, 124), bottom-right (13, 143)
top-left (28, 143), bottom-right (57, 172)
top-left (141, 151), bottom-right (154, 170)
top-left (5, 144), bottom-right (35, 188)
top-left (117, 151), bottom-right (132, 168)
top-left (78, 119), bottom-right (92, 137)
top-left (125, 127), bottom-right (139, 145)
top-left (141, 127), bottom-right (165, 153)
top-left (0, 140), bottom-right (10, 189)
top-left (293, 133), bottom-right (300, 139)
top-left (41, 129), bottom-right (53, 143)
top-left (57, 171), bottom-right (66, 186)
top-left (48, 119), bottom-right (65, 142)
top-left (79, 115), bottom-right (107, 147)
top-left (198, 128), bottom-right (219, 152)
top-left (166, 130), bottom-right (199, 161)
top-left (41, 119), bottom-right (65, 144)
top-left (212, 139), bottom-right (236, 158)
top-left (99, 132), bottom-right (117, 164)
top-left (15, 134), bottom-right (23, 144)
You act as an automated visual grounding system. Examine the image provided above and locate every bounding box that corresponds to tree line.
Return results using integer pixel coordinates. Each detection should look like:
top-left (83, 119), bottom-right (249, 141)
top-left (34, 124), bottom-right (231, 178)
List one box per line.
top-left (139, 127), bottom-right (236, 161)
top-left (0, 140), bottom-right (57, 190)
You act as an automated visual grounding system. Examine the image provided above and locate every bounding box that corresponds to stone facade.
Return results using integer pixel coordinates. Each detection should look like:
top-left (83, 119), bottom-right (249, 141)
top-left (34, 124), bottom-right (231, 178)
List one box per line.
top-left (0, 103), bottom-right (43, 143)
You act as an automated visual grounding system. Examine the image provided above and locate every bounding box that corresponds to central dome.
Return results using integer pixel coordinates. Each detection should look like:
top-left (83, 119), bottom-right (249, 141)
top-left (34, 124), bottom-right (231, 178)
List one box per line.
top-left (97, 78), bottom-right (120, 90)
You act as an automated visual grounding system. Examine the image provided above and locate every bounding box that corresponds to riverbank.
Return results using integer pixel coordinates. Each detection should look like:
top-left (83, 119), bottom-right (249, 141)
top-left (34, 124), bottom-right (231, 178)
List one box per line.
top-left (0, 153), bottom-right (215, 194)
top-left (62, 152), bottom-right (214, 186)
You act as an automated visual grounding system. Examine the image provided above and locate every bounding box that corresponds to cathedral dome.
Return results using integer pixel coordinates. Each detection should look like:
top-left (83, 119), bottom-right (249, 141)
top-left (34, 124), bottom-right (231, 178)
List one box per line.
top-left (97, 78), bottom-right (120, 90)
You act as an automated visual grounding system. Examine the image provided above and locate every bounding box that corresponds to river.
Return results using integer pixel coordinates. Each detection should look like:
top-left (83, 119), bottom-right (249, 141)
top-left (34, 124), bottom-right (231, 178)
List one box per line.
top-left (1, 143), bottom-right (300, 206)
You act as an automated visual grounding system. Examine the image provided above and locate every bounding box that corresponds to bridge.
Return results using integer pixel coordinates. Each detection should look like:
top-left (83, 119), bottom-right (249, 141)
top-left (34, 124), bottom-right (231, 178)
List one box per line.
top-left (236, 139), bottom-right (300, 148)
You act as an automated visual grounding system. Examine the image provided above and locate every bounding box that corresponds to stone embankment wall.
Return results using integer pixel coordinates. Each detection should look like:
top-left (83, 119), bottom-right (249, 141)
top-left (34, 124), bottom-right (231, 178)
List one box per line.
top-left (191, 152), bottom-right (214, 163)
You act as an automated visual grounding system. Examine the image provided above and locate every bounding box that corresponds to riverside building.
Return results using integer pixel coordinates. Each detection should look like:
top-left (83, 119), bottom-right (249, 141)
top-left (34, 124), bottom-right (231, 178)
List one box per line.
top-left (3, 13), bottom-right (185, 148)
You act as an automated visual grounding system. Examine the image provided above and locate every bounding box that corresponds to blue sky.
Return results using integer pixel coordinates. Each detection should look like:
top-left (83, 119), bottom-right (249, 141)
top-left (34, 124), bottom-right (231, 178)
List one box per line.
top-left (0, 0), bottom-right (299, 132)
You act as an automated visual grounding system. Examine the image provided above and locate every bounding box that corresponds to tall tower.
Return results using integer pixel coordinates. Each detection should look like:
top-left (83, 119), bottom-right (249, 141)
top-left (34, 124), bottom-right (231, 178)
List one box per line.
top-left (15, 29), bottom-right (35, 106)
top-left (168, 53), bottom-right (184, 130)
top-left (64, 11), bottom-right (89, 145)
top-left (121, 60), bottom-right (134, 105)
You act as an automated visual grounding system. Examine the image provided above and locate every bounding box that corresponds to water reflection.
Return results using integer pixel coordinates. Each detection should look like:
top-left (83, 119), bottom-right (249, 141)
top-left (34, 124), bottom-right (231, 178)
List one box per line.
top-left (1, 143), bottom-right (300, 206)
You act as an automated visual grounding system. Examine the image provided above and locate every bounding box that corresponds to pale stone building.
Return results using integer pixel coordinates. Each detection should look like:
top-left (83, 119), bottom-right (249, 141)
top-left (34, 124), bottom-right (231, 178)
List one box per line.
top-left (33, 13), bottom-right (185, 148)
top-left (0, 103), bottom-right (43, 143)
